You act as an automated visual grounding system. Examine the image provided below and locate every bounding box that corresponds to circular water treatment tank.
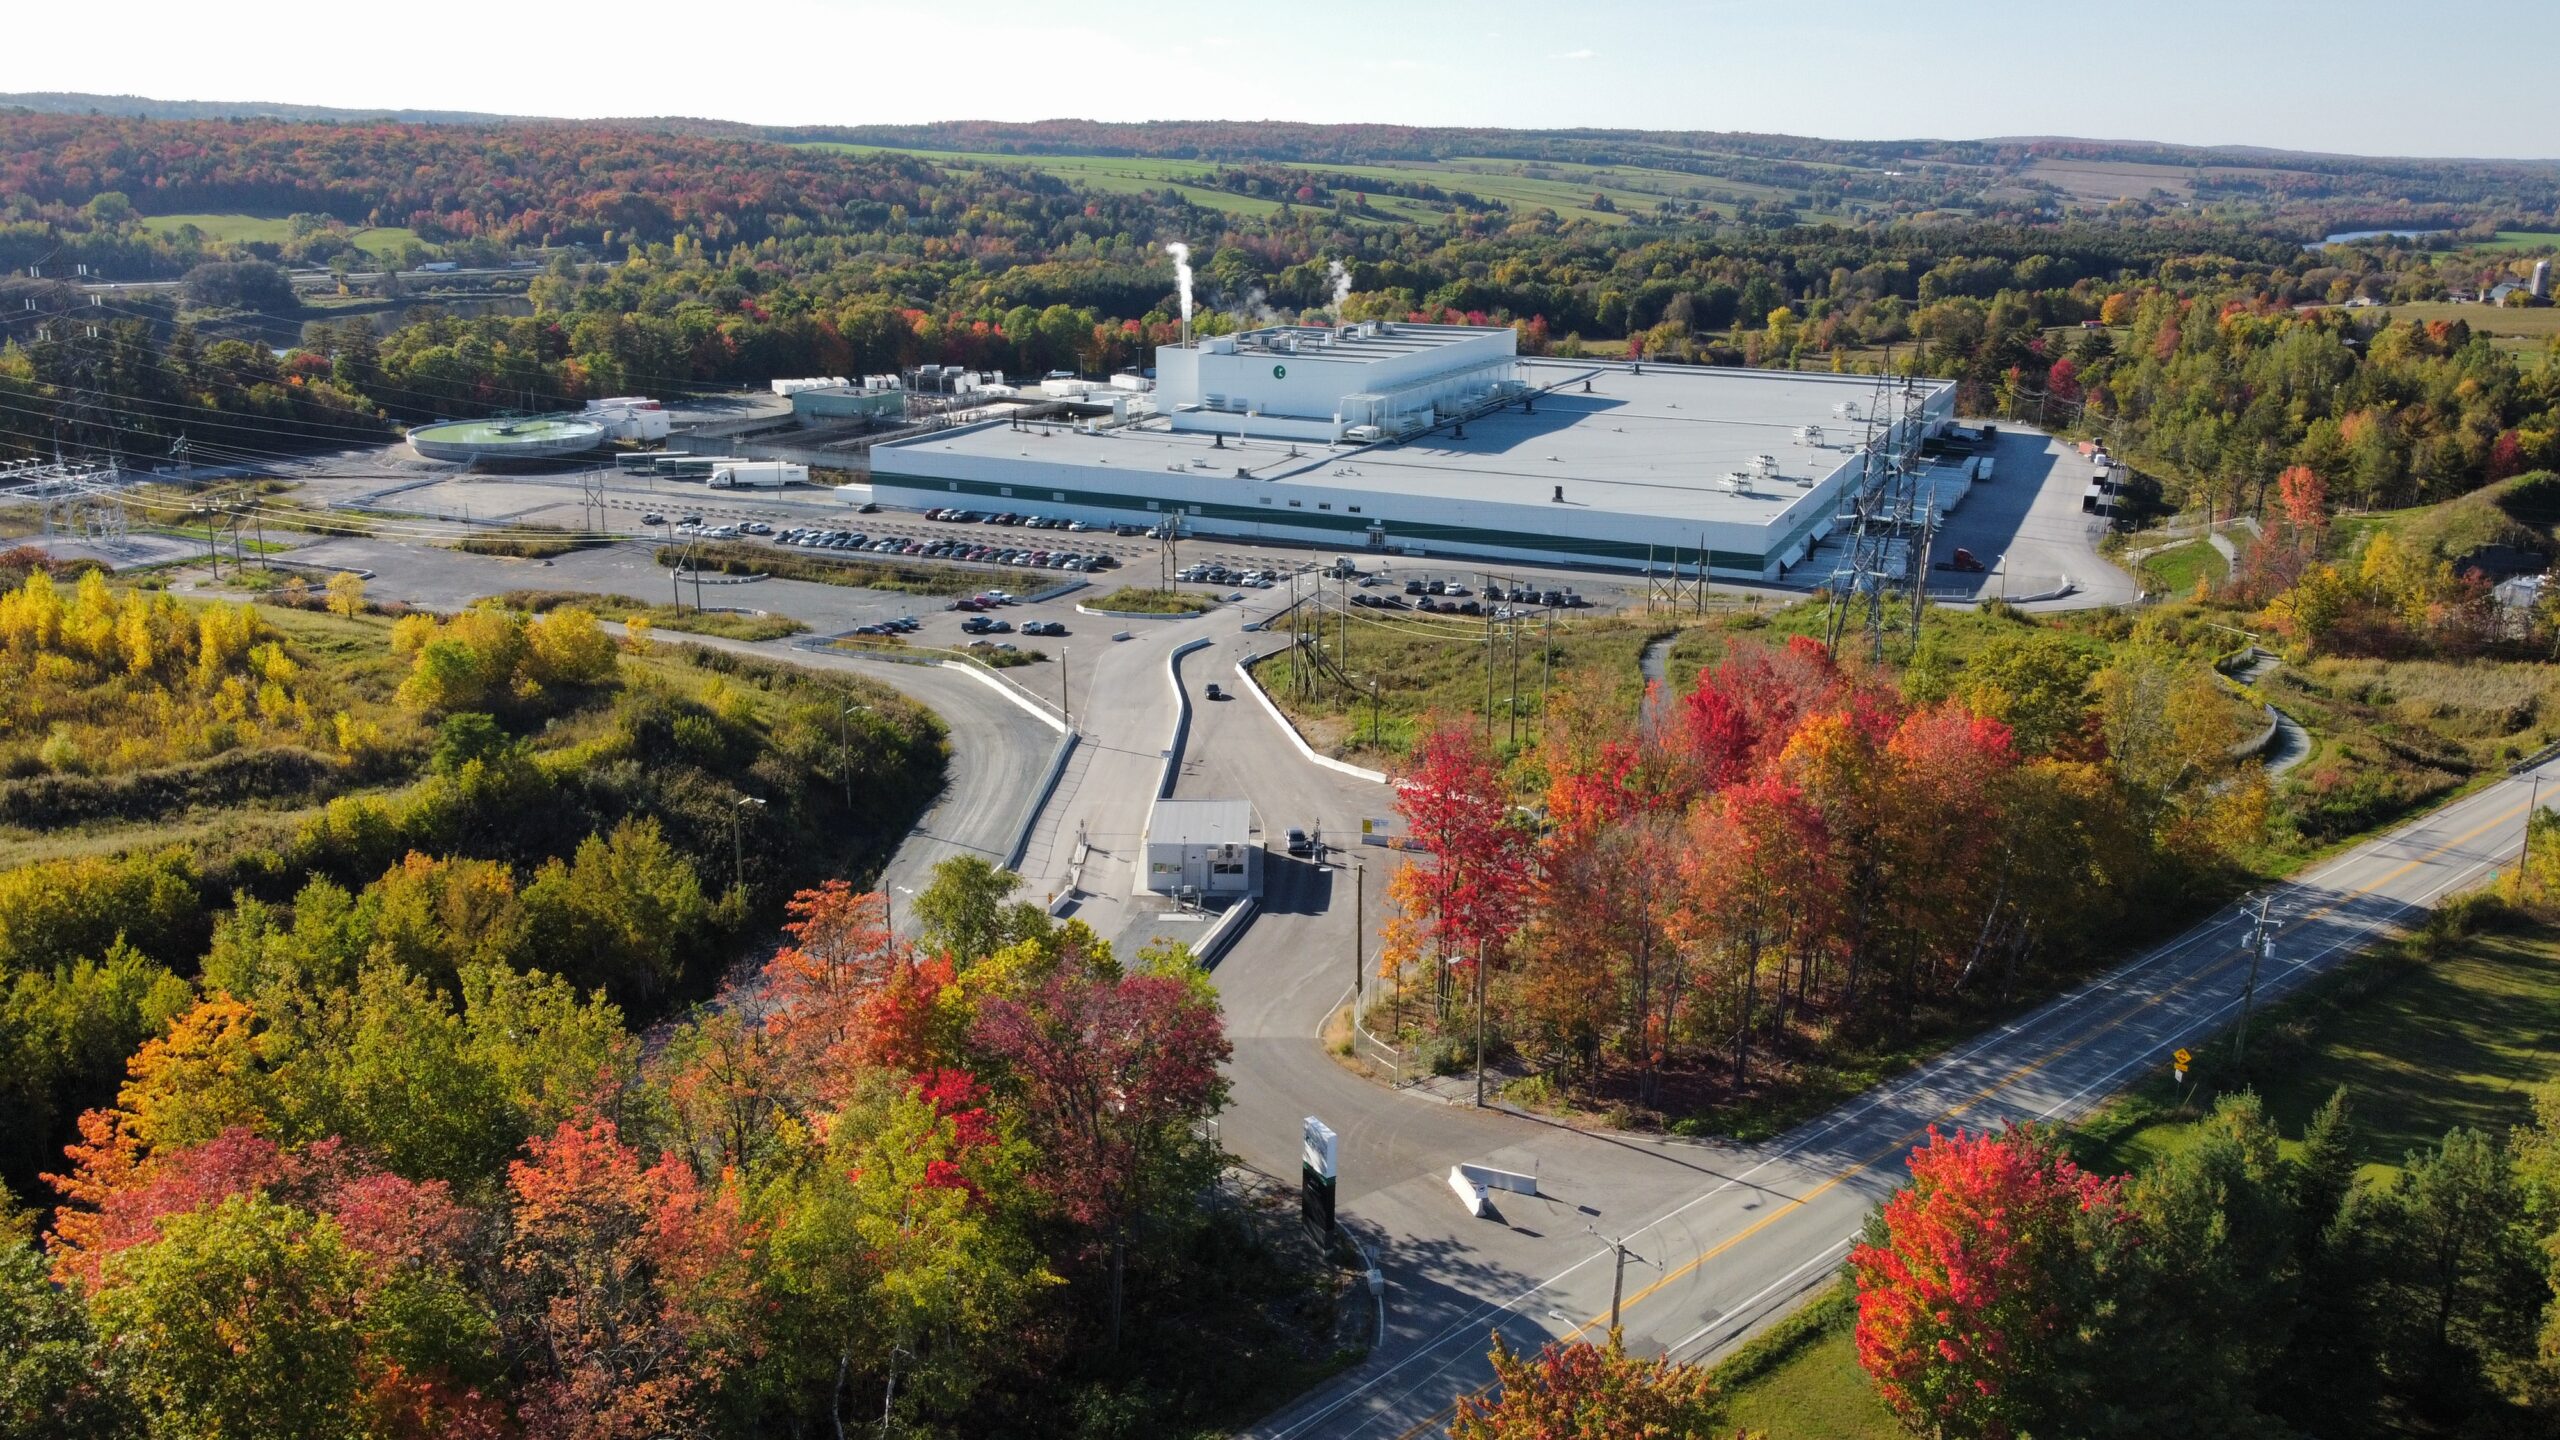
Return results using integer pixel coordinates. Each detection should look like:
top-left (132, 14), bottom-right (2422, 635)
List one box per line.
top-left (407, 415), bottom-right (608, 464)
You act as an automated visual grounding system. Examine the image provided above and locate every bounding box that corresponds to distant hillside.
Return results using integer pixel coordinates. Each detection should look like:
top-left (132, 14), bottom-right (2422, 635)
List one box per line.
top-left (0, 91), bottom-right (758, 137)
top-left (0, 90), bottom-right (519, 126)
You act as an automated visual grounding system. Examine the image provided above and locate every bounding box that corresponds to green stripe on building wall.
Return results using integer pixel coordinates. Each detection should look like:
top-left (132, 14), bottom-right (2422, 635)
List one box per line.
top-left (871, 470), bottom-right (1796, 573)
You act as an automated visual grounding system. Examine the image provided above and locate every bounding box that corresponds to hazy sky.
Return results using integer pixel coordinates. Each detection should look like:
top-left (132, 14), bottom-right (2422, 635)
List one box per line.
top-left (25, 0), bottom-right (2559, 158)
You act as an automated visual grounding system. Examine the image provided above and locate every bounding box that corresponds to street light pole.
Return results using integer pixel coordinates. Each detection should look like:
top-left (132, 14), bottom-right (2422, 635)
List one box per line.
top-left (730, 796), bottom-right (765, 895)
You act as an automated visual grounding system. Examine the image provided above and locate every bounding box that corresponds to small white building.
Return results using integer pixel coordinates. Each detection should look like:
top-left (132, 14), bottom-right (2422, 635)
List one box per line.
top-left (1142, 799), bottom-right (1261, 900)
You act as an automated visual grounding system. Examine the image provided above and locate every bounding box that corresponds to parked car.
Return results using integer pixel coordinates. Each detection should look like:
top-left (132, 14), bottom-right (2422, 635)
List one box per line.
top-left (1285, 827), bottom-right (1315, 857)
top-left (643, 513), bottom-right (665, 527)
top-left (1204, 682), bottom-right (1225, 701)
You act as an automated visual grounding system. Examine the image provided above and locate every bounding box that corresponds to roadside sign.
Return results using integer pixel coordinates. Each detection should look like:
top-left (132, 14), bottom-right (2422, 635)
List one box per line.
top-left (1301, 1117), bottom-right (1339, 1235)
top-left (2174, 1047), bottom-right (2192, 1082)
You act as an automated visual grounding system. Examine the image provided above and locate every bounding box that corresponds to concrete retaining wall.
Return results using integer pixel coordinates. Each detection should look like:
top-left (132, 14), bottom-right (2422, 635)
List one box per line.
top-left (1159, 638), bottom-right (1212, 799)
top-left (1234, 644), bottom-right (1390, 785)
top-left (1006, 731), bottom-right (1080, 871)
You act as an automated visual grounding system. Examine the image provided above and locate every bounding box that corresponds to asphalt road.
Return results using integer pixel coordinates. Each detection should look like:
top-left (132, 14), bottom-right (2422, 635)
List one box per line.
top-left (1925, 428), bottom-right (2140, 608)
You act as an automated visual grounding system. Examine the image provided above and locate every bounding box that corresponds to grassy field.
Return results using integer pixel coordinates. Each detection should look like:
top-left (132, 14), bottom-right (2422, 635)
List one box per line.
top-left (493, 588), bottom-right (806, 643)
top-left (2371, 299), bottom-right (2560, 351)
top-left (2135, 538), bottom-right (2228, 595)
top-left (666, 540), bottom-right (986, 598)
top-left (1089, 585), bottom-right (1215, 614)
top-left (1261, 605), bottom-right (1673, 764)
top-left (2074, 905), bottom-right (2560, 1184)
top-left (791, 142), bottom-right (1810, 227)
top-left (142, 212), bottom-right (422, 259)
top-left (2474, 230), bottom-right (2560, 252)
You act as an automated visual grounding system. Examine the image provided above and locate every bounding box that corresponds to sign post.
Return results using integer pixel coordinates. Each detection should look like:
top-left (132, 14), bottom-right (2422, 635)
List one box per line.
top-left (2173, 1046), bottom-right (2192, 1087)
top-left (1301, 1117), bottom-right (1338, 1236)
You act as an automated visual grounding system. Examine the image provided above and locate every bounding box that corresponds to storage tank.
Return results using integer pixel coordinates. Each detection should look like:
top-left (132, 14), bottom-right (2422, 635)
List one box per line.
top-left (407, 415), bottom-right (608, 464)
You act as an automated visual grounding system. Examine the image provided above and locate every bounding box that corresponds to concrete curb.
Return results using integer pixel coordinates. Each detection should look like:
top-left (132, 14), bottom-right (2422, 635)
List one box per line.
top-left (1193, 897), bottom-right (1259, 966)
top-left (1159, 638), bottom-right (1212, 799)
top-left (1234, 644), bottom-right (1391, 786)
top-left (799, 638), bottom-right (1066, 733)
top-left (1005, 730), bottom-right (1081, 871)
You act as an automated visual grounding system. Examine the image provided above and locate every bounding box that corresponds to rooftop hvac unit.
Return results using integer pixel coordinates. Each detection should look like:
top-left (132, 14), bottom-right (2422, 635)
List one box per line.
top-left (1719, 472), bottom-right (1752, 494)
top-left (1343, 424), bottom-right (1383, 442)
top-left (1752, 454), bottom-right (1780, 479)
top-left (1795, 424), bottom-right (1825, 446)
top-left (1834, 400), bottom-right (1861, 418)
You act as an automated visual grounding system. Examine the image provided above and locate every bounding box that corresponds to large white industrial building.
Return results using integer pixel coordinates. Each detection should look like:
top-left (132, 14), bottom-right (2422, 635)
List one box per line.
top-left (868, 322), bottom-right (1954, 578)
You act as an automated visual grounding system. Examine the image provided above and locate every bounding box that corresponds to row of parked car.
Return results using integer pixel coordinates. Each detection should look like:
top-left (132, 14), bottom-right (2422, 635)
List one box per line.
top-left (1177, 564), bottom-right (1280, 588)
top-left (846, 617), bottom-right (920, 637)
top-left (924, 508), bottom-right (1153, 538)
top-left (1402, 577), bottom-right (1586, 608)
top-left (774, 528), bottom-right (1120, 573)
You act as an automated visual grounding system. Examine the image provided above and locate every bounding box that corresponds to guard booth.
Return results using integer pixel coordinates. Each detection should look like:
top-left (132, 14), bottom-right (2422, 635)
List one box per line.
top-left (1142, 799), bottom-right (1262, 899)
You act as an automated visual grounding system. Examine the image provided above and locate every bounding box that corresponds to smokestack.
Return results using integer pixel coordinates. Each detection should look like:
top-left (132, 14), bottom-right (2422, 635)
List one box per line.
top-left (1167, 242), bottom-right (1194, 345)
top-left (1327, 258), bottom-right (1352, 318)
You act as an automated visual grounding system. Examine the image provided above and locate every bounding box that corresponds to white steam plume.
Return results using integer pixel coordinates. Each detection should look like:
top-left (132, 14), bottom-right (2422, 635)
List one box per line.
top-left (1327, 259), bottom-right (1352, 315)
top-left (1167, 242), bottom-right (1194, 328)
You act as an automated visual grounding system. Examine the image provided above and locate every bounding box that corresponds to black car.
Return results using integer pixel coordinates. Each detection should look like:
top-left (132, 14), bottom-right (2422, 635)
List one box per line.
top-left (643, 513), bottom-right (665, 527)
top-left (1285, 827), bottom-right (1316, 857)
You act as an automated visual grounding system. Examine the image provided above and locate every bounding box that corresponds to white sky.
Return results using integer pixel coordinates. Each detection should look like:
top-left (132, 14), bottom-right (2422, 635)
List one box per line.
top-left (21, 0), bottom-right (2560, 160)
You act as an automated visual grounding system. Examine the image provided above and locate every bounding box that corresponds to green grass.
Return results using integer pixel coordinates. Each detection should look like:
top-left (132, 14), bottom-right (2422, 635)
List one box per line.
top-left (2071, 904), bottom-right (2560, 1186)
top-left (1088, 585), bottom-right (1215, 615)
top-left (452, 524), bottom-right (611, 559)
top-left (1706, 1287), bottom-right (1899, 1440)
top-left (664, 541), bottom-right (986, 598)
top-left (493, 589), bottom-right (806, 643)
top-left (2136, 539), bottom-right (2229, 596)
top-left (142, 213), bottom-right (421, 259)
top-left (1262, 608), bottom-right (1664, 765)
top-left (2472, 230), bottom-right (2560, 252)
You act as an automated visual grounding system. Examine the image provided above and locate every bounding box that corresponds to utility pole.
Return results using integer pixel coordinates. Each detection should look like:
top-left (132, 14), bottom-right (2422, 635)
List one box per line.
top-left (2519, 772), bottom-right (2543, 876)
top-left (1352, 860), bottom-right (1366, 1005)
top-left (2234, 895), bottom-right (2275, 1067)
top-left (1473, 938), bottom-right (1489, 1108)
top-left (1590, 1228), bottom-right (1649, 1331)
top-left (1059, 646), bottom-right (1070, 727)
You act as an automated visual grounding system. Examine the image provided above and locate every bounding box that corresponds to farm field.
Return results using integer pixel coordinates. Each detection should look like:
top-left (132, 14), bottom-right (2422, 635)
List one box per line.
top-left (2474, 229), bottom-right (2560, 252)
top-left (141, 212), bottom-right (422, 258)
top-left (2371, 298), bottom-right (2560, 349)
top-left (792, 141), bottom-right (1815, 225)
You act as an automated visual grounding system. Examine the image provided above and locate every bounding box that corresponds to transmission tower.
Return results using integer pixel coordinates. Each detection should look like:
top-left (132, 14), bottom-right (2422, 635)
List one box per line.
top-left (1822, 355), bottom-right (1936, 665)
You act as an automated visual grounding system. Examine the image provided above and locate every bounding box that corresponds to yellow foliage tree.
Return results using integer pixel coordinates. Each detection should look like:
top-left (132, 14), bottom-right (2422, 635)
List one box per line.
top-left (324, 571), bottom-right (365, 618)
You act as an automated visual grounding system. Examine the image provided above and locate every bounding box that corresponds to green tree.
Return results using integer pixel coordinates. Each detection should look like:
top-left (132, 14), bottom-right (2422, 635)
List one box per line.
top-left (519, 817), bottom-right (715, 1004)
top-left (0, 1237), bottom-right (133, 1440)
top-left (90, 1195), bottom-right (367, 1440)
top-left (909, 855), bottom-right (1042, 966)
top-left (2367, 1127), bottom-right (2544, 1412)
top-left (2119, 1093), bottom-right (2297, 1429)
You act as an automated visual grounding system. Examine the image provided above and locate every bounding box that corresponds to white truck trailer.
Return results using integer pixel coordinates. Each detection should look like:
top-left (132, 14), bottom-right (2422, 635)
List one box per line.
top-left (708, 461), bottom-right (808, 489)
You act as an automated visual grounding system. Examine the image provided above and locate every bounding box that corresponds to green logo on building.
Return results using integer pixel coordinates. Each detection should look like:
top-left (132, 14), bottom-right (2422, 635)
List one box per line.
top-left (1273, 364), bottom-right (1287, 379)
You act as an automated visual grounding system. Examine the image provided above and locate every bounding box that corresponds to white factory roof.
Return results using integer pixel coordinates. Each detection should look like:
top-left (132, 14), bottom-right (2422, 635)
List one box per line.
top-left (1146, 799), bottom-right (1255, 847)
top-left (888, 359), bottom-right (1944, 532)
